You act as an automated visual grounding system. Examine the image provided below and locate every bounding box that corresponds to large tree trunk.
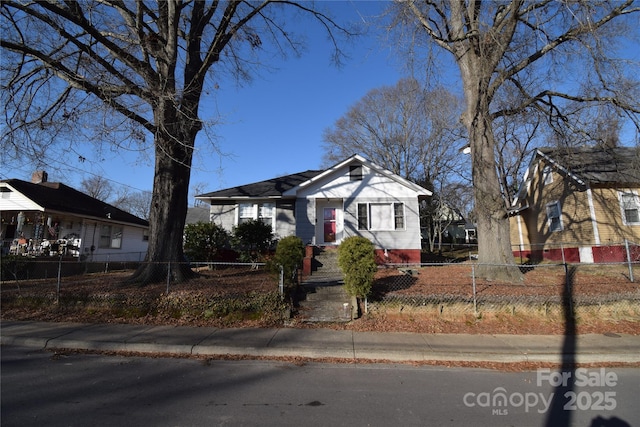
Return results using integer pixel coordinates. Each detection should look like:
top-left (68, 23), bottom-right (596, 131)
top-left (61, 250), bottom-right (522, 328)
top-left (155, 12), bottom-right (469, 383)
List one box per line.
top-left (468, 109), bottom-right (522, 282)
top-left (458, 44), bottom-right (523, 282)
top-left (128, 115), bottom-right (197, 285)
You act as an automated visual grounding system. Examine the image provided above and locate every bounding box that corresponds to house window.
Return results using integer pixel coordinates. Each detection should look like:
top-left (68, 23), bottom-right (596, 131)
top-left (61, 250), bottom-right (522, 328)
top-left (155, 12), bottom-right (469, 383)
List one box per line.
top-left (258, 203), bottom-right (275, 226)
top-left (238, 203), bottom-right (256, 224)
top-left (546, 201), bottom-right (563, 232)
top-left (238, 202), bottom-right (275, 229)
top-left (394, 203), bottom-right (405, 229)
top-left (620, 191), bottom-right (640, 225)
top-left (350, 165), bottom-right (363, 181)
top-left (357, 203), bottom-right (368, 230)
top-left (543, 165), bottom-right (553, 185)
top-left (99, 225), bottom-right (123, 249)
top-left (357, 202), bottom-right (405, 231)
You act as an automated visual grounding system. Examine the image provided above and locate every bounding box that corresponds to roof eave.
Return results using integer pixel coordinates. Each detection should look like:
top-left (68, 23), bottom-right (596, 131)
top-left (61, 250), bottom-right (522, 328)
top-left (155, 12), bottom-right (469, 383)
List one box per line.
top-left (283, 154), bottom-right (432, 197)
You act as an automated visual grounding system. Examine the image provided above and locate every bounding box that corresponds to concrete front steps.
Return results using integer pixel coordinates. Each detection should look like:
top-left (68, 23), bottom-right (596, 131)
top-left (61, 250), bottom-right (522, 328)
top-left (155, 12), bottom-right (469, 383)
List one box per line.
top-left (298, 247), bottom-right (352, 322)
top-left (298, 283), bottom-right (352, 322)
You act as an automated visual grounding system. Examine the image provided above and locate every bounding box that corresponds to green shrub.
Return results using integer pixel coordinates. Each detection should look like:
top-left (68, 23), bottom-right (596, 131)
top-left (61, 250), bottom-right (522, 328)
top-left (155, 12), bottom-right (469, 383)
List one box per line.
top-left (183, 222), bottom-right (230, 262)
top-left (232, 219), bottom-right (273, 262)
top-left (338, 236), bottom-right (377, 298)
top-left (271, 236), bottom-right (305, 287)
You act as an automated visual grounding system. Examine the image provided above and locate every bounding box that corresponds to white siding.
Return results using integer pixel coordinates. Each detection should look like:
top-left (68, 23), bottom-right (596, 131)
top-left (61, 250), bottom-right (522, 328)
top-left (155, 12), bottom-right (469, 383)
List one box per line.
top-left (295, 164), bottom-right (424, 251)
top-left (81, 222), bottom-right (148, 262)
top-left (0, 185), bottom-right (44, 211)
top-left (209, 203), bottom-right (236, 230)
top-left (296, 165), bottom-right (419, 200)
top-left (343, 197), bottom-right (421, 250)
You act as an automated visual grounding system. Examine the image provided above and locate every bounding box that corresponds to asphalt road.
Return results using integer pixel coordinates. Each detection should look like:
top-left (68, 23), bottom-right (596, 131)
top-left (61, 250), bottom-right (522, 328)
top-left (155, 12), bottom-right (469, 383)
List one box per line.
top-left (2, 346), bottom-right (638, 426)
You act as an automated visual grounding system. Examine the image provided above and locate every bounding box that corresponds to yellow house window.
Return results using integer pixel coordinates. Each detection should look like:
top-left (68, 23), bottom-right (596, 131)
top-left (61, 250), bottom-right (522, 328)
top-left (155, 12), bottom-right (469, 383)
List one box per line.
top-left (546, 201), bottom-right (563, 232)
top-left (542, 165), bottom-right (553, 185)
top-left (620, 192), bottom-right (640, 225)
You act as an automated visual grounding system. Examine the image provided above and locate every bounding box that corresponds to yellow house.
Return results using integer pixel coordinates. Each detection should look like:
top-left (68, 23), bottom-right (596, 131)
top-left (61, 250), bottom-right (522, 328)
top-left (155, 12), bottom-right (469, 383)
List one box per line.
top-left (509, 146), bottom-right (640, 263)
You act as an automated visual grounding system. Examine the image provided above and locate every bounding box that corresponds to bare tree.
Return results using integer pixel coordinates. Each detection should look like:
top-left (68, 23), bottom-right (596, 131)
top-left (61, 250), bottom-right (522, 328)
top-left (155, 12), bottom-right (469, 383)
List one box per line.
top-left (323, 77), bottom-right (467, 251)
top-left (392, 0), bottom-right (640, 280)
top-left (323, 77), bottom-right (465, 182)
top-left (80, 176), bottom-right (113, 202)
top-left (111, 188), bottom-right (152, 221)
top-left (190, 181), bottom-right (210, 207)
top-left (493, 109), bottom-right (541, 209)
top-left (1, 1), bottom-right (351, 283)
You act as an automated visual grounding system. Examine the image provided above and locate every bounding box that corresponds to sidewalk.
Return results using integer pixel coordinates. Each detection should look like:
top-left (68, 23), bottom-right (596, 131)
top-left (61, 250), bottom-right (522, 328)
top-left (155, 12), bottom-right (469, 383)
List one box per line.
top-left (2, 320), bottom-right (639, 364)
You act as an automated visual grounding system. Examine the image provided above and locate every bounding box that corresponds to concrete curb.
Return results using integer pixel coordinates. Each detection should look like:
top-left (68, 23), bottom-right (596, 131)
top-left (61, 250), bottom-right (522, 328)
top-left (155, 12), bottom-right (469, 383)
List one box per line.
top-left (2, 321), bottom-right (639, 365)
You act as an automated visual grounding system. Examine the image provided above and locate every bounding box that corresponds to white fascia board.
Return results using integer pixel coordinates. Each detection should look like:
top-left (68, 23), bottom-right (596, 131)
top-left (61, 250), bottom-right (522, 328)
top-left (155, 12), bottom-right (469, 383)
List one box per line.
top-left (43, 209), bottom-right (148, 229)
top-left (0, 183), bottom-right (45, 211)
top-left (535, 149), bottom-right (586, 187)
top-left (197, 195), bottom-right (285, 203)
top-left (511, 152), bottom-right (537, 207)
top-left (283, 154), bottom-right (432, 197)
top-left (510, 148), bottom-right (587, 208)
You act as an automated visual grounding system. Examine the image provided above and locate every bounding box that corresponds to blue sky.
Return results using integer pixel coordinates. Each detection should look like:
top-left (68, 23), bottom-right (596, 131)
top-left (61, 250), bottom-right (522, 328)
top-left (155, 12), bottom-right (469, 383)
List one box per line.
top-left (4, 1), bottom-right (411, 205)
top-left (5, 1), bottom-right (636, 207)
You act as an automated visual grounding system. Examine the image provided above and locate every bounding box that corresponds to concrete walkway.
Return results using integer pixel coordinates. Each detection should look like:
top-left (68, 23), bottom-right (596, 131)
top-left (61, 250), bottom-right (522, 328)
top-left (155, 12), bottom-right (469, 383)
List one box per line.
top-left (2, 320), bottom-right (639, 364)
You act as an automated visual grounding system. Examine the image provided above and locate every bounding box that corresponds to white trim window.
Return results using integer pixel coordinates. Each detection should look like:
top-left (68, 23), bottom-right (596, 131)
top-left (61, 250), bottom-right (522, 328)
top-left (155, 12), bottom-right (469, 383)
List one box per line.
top-left (258, 203), bottom-right (275, 227)
top-left (546, 201), bottom-right (563, 232)
top-left (350, 165), bottom-right (363, 181)
top-left (99, 225), bottom-right (123, 249)
top-left (542, 165), bottom-right (553, 185)
top-left (619, 191), bottom-right (640, 225)
top-left (238, 202), bottom-right (275, 229)
top-left (238, 203), bottom-right (256, 224)
top-left (357, 202), bottom-right (405, 231)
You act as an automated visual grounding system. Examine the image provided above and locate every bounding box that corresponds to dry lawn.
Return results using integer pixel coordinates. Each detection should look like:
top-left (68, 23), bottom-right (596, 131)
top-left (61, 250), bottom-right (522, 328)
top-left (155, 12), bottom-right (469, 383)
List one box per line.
top-left (2, 263), bottom-right (639, 335)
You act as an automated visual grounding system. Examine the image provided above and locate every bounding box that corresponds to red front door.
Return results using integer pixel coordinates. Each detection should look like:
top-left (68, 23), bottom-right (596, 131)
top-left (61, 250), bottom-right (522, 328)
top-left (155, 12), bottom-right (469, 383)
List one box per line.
top-left (323, 208), bottom-right (337, 243)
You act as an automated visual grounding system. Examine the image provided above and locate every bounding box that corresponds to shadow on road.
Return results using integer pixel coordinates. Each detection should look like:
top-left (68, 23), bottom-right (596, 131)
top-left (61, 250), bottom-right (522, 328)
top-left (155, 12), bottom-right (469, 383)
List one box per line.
top-left (544, 265), bottom-right (631, 427)
top-left (544, 265), bottom-right (577, 427)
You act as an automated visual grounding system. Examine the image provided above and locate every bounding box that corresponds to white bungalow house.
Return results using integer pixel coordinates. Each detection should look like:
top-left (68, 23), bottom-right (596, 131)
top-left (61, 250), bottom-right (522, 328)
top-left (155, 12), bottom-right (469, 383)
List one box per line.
top-left (1, 171), bottom-right (149, 262)
top-left (196, 155), bottom-right (432, 267)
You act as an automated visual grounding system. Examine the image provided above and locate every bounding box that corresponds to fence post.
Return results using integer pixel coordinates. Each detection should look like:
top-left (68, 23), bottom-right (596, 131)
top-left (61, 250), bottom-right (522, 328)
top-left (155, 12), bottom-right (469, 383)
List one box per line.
top-left (279, 264), bottom-right (284, 298)
top-left (166, 262), bottom-right (171, 294)
top-left (563, 262), bottom-right (573, 313)
top-left (471, 264), bottom-right (478, 318)
top-left (625, 239), bottom-right (634, 283)
top-left (56, 254), bottom-right (62, 304)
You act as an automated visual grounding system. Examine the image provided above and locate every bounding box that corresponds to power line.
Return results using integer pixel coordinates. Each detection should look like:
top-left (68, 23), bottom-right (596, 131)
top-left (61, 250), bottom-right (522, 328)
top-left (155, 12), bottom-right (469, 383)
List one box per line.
top-left (2, 154), bottom-right (151, 193)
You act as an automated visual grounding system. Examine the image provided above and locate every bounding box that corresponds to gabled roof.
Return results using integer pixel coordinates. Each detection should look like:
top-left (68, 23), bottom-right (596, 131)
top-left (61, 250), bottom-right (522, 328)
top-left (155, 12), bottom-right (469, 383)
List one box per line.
top-left (283, 154), bottom-right (432, 197)
top-left (196, 155), bottom-right (432, 200)
top-left (511, 145), bottom-right (640, 208)
top-left (196, 170), bottom-right (324, 200)
top-left (538, 146), bottom-right (640, 185)
top-left (1, 179), bottom-right (148, 227)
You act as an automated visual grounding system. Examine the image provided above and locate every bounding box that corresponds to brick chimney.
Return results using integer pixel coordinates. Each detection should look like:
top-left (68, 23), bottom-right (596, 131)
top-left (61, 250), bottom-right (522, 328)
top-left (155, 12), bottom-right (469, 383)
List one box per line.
top-left (31, 170), bottom-right (48, 184)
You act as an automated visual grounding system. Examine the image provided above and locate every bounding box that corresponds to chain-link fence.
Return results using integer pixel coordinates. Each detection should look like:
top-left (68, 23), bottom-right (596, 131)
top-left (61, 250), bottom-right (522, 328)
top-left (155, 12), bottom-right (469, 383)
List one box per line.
top-left (3, 253), bottom-right (639, 325)
top-left (0, 258), bottom-right (289, 326)
top-left (368, 261), bottom-right (640, 320)
top-left (1, 258), bottom-right (284, 294)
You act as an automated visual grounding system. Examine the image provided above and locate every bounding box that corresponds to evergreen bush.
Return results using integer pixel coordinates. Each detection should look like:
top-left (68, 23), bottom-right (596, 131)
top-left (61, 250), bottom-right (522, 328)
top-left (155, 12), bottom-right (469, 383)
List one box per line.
top-left (183, 222), bottom-right (230, 262)
top-left (232, 219), bottom-right (273, 262)
top-left (338, 236), bottom-right (377, 298)
top-left (271, 236), bottom-right (305, 287)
